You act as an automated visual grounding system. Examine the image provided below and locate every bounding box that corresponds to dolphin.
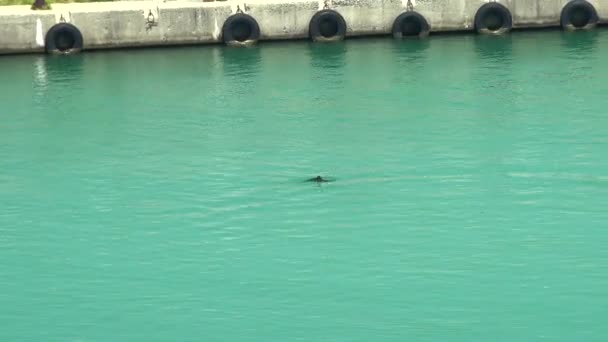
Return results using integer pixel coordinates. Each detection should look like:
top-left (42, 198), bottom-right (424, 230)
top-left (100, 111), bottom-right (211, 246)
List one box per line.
top-left (305, 176), bottom-right (334, 183)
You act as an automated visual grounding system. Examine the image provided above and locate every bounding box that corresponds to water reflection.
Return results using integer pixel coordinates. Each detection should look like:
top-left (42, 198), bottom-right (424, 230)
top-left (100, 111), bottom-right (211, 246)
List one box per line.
top-left (471, 34), bottom-right (515, 93)
top-left (33, 54), bottom-right (84, 104)
top-left (559, 30), bottom-right (598, 56)
top-left (305, 41), bottom-right (348, 96)
top-left (473, 34), bottom-right (514, 63)
top-left (33, 57), bottom-right (48, 95)
top-left (42, 54), bottom-right (85, 82)
top-left (559, 30), bottom-right (599, 83)
top-left (390, 37), bottom-right (430, 65)
top-left (306, 41), bottom-right (347, 71)
top-left (220, 46), bottom-right (262, 79)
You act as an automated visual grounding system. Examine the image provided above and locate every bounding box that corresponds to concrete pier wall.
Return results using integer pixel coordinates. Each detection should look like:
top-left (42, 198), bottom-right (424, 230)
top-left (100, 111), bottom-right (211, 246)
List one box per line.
top-left (0, 0), bottom-right (606, 55)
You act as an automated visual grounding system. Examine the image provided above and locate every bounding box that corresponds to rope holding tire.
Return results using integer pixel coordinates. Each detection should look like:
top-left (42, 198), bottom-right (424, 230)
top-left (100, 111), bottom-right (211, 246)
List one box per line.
top-left (45, 23), bottom-right (83, 55)
top-left (222, 13), bottom-right (261, 47)
top-left (309, 9), bottom-right (347, 42)
top-left (560, 0), bottom-right (598, 31)
top-left (392, 11), bottom-right (430, 39)
top-left (474, 3), bottom-right (513, 35)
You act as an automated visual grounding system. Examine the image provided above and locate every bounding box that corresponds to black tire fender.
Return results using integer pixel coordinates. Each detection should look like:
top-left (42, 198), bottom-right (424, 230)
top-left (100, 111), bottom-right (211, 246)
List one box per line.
top-left (474, 2), bottom-right (513, 35)
top-left (309, 10), bottom-right (347, 42)
top-left (222, 13), bottom-right (261, 47)
top-left (560, 0), bottom-right (598, 31)
top-left (392, 11), bottom-right (430, 39)
top-left (45, 23), bottom-right (83, 55)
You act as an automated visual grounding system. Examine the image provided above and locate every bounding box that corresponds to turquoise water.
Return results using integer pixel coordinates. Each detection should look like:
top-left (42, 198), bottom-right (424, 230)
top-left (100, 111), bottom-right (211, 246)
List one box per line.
top-left (2, 30), bottom-right (608, 341)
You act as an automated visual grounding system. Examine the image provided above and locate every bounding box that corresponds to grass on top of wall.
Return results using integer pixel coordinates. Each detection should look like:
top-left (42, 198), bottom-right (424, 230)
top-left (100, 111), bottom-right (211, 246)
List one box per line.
top-left (0, 0), bottom-right (113, 5)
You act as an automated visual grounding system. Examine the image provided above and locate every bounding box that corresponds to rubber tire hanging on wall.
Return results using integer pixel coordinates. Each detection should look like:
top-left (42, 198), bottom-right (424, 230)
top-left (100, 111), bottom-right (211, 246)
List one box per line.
top-left (474, 2), bottom-right (513, 35)
top-left (392, 11), bottom-right (430, 39)
top-left (309, 10), bottom-right (347, 42)
top-left (45, 23), bottom-right (83, 55)
top-left (560, 0), bottom-right (598, 31)
top-left (222, 13), bottom-right (261, 47)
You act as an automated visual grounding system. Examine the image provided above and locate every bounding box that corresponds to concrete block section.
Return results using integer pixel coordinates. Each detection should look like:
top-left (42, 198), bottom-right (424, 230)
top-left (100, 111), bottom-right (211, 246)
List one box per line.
top-left (332, 0), bottom-right (404, 36)
top-left (511, 0), bottom-right (562, 27)
top-left (415, 0), bottom-right (477, 32)
top-left (68, 2), bottom-right (233, 49)
top-left (0, 9), bottom-right (55, 54)
top-left (71, 9), bottom-right (160, 48)
top-left (247, 0), bottom-right (318, 40)
top-left (158, 5), bottom-right (232, 44)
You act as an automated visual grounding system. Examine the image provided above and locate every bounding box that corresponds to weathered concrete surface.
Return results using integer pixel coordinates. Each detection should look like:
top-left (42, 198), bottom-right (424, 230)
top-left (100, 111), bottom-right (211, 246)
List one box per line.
top-left (0, 1), bottom-right (234, 54)
top-left (331, 0), bottom-right (403, 36)
top-left (591, 0), bottom-right (608, 23)
top-left (0, 0), bottom-right (606, 55)
top-left (247, 0), bottom-right (318, 40)
top-left (0, 7), bottom-right (55, 54)
top-left (69, 2), bottom-right (233, 49)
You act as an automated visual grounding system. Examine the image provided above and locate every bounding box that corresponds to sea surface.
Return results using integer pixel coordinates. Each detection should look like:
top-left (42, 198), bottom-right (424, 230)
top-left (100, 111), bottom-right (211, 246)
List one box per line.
top-left (1, 30), bottom-right (608, 341)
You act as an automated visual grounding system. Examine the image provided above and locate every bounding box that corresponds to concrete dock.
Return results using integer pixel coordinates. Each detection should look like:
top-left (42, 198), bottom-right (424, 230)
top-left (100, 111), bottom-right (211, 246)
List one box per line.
top-left (0, 0), bottom-right (606, 55)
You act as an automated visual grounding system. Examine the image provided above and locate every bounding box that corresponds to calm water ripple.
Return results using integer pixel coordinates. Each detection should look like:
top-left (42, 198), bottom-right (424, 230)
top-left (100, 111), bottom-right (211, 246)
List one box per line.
top-left (1, 30), bottom-right (608, 341)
